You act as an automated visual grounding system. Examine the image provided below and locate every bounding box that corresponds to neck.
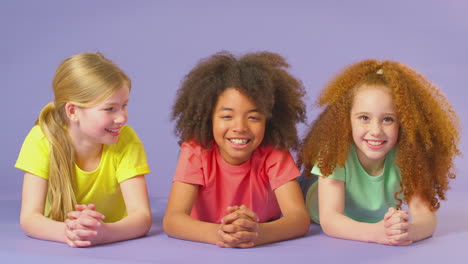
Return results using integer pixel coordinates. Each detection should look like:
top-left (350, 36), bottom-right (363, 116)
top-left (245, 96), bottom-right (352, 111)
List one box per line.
top-left (67, 126), bottom-right (103, 171)
top-left (355, 150), bottom-right (386, 177)
top-left (361, 161), bottom-right (384, 176)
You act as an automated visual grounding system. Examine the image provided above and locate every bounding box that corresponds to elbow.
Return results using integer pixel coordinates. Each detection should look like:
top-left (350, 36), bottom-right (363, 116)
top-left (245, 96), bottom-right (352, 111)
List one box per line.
top-left (297, 213), bottom-right (311, 237)
top-left (19, 213), bottom-right (37, 238)
top-left (162, 214), bottom-right (173, 236)
top-left (286, 211), bottom-right (311, 238)
top-left (319, 215), bottom-right (338, 238)
top-left (130, 209), bottom-right (152, 237)
top-left (320, 222), bottom-right (335, 237)
top-left (138, 209), bottom-right (153, 236)
top-left (141, 212), bottom-right (152, 235)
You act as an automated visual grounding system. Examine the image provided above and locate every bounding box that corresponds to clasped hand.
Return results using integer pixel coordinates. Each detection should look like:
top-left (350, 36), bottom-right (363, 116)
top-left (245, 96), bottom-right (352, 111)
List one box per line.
top-left (216, 205), bottom-right (259, 248)
top-left (64, 204), bottom-right (105, 247)
top-left (381, 207), bottom-right (412, 246)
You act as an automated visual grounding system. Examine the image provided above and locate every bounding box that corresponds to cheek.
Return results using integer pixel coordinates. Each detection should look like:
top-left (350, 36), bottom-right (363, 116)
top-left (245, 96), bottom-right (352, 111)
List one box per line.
top-left (255, 123), bottom-right (266, 141)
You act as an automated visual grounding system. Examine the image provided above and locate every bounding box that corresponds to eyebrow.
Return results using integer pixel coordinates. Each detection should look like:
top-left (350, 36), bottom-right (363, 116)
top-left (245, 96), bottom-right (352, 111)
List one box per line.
top-left (353, 112), bottom-right (397, 116)
top-left (102, 100), bottom-right (129, 106)
top-left (217, 106), bottom-right (259, 113)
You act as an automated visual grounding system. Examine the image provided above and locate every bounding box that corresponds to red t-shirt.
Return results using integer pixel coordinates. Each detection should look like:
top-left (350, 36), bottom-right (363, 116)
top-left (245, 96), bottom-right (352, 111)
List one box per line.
top-left (173, 142), bottom-right (300, 223)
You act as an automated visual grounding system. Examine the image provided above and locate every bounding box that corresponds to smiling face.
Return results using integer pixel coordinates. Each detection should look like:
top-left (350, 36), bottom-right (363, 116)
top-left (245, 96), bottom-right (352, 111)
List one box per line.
top-left (71, 84), bottom-right (130, 147)
top-left (350, 84), bottom-right (399, 175)
top-left (212, 88), bottom-right (266, 166)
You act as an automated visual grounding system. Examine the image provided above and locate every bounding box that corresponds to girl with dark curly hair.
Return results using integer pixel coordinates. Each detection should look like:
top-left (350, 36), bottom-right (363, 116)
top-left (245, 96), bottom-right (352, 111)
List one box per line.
top-left (299, 59), bottom-right (460, 246)
top-left (163, 51), bottom-right (310, 248)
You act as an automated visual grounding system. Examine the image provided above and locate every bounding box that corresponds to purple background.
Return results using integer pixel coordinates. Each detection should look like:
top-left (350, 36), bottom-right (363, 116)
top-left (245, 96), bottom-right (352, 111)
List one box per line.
top-left (1, 1), bottom-right (467, 263)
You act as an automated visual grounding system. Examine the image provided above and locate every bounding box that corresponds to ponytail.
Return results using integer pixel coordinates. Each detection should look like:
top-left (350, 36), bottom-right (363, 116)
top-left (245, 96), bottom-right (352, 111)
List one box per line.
top-left (36, 102), bottom-right (77, 221)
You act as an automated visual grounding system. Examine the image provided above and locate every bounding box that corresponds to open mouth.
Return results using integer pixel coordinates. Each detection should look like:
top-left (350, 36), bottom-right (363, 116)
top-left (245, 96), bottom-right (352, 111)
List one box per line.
top-left (229, 138), bottom-right (250, 145)
top-left (105, 128), bottom-right (120, 134)
top-left (367, 140), bottom-right (383, 146)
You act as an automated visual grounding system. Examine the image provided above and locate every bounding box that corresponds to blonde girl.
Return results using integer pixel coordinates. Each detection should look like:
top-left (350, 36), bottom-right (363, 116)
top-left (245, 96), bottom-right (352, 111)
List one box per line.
top-left (16, 52), bottom-right (152, 247)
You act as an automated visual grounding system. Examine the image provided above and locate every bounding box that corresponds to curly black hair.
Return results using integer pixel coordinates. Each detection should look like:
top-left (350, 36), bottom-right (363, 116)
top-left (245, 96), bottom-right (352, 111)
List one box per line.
top-left (171, 51), bottom-right (307, 151)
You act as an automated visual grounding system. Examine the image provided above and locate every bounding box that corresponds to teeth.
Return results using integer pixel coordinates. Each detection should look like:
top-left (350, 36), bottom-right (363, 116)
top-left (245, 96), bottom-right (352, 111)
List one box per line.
top-left (106, 128), bottom-right (119, 133)
top-left (367, 141), bottom-right (383, 146)
top-left (230, 138), bottom-right (248, 144)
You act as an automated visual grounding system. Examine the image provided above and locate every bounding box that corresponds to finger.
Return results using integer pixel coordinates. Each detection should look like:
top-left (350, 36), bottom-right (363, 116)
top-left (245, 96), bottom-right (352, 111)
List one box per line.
top-left (221, 211), bottom-right (249, 224)
top-left (385, 228), bottom-right (404, 236)
top-left (388, 238), bottom-right (412, 246)
top-left (66, 229), bottom-right (81, 242)
top-left (216, 241), bottom-right (230, 248)
top-left (387, 222), bottom-right (410, 232)
top-left (67, 211), bottom-right (82, 220)
top-left (72, 240), bottom-right (92, 247)
top-left (74, 204), bottom-right (88, 211)
top-left (217, 237), bottom-right (256, 249)
top-left (385, 213), bottom-right (408, 227)
top-left (81, 209), bottom-right (105, 220)
top-left (77, 215), bottom-right (101, 229)
top-left (388, 231), bottom-right (410, 243)
top-left (231, 230), bottom-right (258, 242)
top-left (231, 218), bottom-right (259, 231)
top-left (65, 219), bottom-right (86, 231)
top-left (236, 208), bottom-right (259, 222)
top-left (74, 229), bottom-right (98, 239)
top-left (217, 229), bottom-right (241, 245)
top-left (234, 241), bottom-right (255, 248)
top-left (384, 208), bottom-right (396, 221)
top-left (226, 206), bottom-right (240, 214)
top-left (221, 224), bottom-right (245, 233)
top-left (66, 238), bottom-right (77, 248)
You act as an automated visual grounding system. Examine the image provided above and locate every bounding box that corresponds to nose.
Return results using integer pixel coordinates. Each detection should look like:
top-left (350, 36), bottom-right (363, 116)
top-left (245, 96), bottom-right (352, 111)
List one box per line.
top-left (114, 109), bottom-right (128, 125)
top-left (369, 121), bottom-right (382, 136)
top-left (233, 118), bottom-right (247, 133)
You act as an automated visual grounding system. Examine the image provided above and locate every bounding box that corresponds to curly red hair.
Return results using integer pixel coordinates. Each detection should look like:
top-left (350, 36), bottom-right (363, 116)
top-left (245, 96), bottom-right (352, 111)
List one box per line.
top-left (299, 59), bottom-right (460, 210)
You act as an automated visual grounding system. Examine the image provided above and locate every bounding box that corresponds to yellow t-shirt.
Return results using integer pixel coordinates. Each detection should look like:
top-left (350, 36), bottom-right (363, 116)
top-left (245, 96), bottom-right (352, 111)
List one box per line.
top-left (15, 125), bottom-right (150, 222)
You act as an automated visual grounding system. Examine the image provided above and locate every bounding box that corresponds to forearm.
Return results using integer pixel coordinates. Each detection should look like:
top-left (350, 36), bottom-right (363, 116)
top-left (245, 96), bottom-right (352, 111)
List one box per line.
top-left (321, 213), bottom-right (381, 243)
top-left (408, 212), bottom-right (437, 242)
top-left (96, 209), bottom-right (152, 245)
top-left (255, 210), bottom-right (310, 246)
top-left (20, 212), bottom-right (66, 243)
top-left (163, 212), bottom-right (220, 244)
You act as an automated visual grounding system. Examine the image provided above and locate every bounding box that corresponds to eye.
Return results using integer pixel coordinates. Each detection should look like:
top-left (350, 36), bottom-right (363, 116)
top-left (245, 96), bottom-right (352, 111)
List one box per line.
top-left (248, 115), bottom-right (261, 121)
top-left (358, 115), bottom-right (369, 121)
top-left (221, 115), bottom-right (232, 119)
top-left (383, 117), bottom-right (394, 123)
top-left (104, 107), bottom-right (114, 111)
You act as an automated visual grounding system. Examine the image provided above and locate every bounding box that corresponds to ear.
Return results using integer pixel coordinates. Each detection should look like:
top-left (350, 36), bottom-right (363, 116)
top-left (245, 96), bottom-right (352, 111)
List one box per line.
top-left (65, 102), bottom-right (78, 122)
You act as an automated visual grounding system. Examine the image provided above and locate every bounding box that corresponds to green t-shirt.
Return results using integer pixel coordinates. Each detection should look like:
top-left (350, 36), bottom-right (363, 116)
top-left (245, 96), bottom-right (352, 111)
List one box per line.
top-left (305, 145), bottom-right (402, 224)
top-left (15, 125), bottom-right (150, 223)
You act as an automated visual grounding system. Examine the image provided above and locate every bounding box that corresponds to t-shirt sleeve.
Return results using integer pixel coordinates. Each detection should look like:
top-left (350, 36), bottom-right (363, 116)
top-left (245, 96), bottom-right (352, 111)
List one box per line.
top-left (173, 142), bottom-right (204, 186)
top-left (14, 126), bottom-right (50, 180)
top-left (115, 127), bottom-right (151, 183)
top-left (311, 164), bottom-right (345, 182)
top-left (266, 148), bottom-right (301, 190)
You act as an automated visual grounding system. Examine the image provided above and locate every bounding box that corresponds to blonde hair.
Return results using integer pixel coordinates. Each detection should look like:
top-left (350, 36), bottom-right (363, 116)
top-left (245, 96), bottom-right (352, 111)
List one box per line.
top-left (36, 52), bottom-right (130, 221)
top-left (299, 59), bottom-right (460, 210)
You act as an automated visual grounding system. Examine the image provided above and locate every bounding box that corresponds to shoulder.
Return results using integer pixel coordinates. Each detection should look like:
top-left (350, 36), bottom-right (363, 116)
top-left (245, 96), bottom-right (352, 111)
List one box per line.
top-left (254, 145), bottom-right (295, 167)
top-left (256, 145), bottom-right (290, 159)
top-left (22, 125), bottom-right (49, 149)
top-left (27, 125), bottom-right (47, 141)
top-left (180, 140), bottom-right (213, 157)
